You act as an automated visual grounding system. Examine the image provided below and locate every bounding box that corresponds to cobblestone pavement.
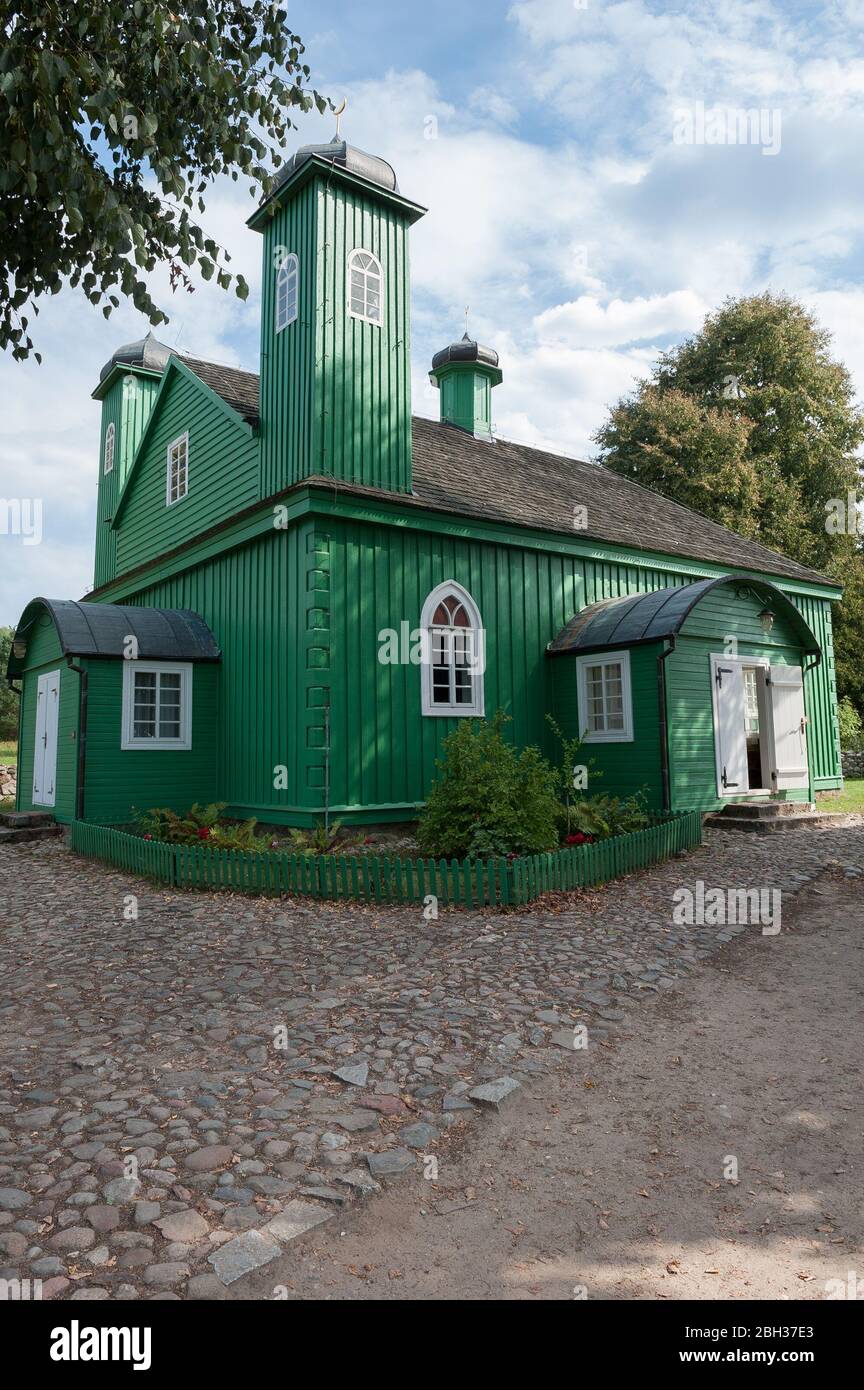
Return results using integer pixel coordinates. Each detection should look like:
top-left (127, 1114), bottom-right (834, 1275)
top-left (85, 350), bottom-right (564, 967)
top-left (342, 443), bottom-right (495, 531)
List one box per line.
top-left (0, 823), bottom-right (862, 1301)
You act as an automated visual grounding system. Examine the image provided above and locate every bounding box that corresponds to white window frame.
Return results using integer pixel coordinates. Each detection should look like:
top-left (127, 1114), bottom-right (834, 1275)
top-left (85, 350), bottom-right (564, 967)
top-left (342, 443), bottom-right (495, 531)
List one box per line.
top-left (275, 251), bottom-right (299, 331)
top-left (347, 247), bottom-right (383, 326)
top-left (575, 649), bottom-right (634, 743)
top-left (121, 661), bottom-right (193, 750)
top-left (420, 580), bottom-right (485, 718)
top-left (103, 421), bottom-right (115, 474)
top-left (166, 431), bottom-right (189, 507)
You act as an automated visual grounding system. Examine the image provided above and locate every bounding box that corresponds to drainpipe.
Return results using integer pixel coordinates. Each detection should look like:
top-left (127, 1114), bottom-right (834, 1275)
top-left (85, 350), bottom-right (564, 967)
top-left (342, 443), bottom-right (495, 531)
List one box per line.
top-left (803, 649), bottom-right (821, 807)
top-left (657, 638), bottom-right (676, 814)
top-left (66, 657), bottom-right (88, 822)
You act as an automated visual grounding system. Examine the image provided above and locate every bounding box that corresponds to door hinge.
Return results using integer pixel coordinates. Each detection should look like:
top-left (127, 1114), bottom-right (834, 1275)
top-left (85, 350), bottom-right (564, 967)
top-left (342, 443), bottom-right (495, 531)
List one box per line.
top-left (721, 765), bottom-right (739, 789)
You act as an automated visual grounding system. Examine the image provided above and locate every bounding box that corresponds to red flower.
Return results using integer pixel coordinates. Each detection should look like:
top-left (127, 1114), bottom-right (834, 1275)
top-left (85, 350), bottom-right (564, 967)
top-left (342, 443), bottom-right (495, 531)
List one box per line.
top-left (197, 826), bottom-right (211, 839)
top-left (566, 832), bottom-right (593, 845)
top-left (143, 833), bottom-right (153, 841)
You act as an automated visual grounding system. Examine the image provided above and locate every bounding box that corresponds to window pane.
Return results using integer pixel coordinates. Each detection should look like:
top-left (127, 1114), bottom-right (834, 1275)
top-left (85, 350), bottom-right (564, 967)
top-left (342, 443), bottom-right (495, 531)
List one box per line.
top-left (133, 671), bottom-right (157, 738)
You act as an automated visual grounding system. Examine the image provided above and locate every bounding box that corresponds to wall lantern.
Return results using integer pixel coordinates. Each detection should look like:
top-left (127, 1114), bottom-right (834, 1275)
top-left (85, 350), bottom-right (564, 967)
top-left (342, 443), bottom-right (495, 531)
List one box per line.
top-left (758, 608), bottom-right (775, 635)
top-left (12, 639), bottom-right (27, 660)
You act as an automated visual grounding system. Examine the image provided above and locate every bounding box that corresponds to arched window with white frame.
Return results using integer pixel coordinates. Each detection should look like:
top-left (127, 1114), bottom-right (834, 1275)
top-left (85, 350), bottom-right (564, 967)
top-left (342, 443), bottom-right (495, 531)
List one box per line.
top-left (347, 248), bottom-right (383, 325)
top-left (275, 252), bottom-right (299, 331)
top-left (420, 581), bottom-right (485, 717)
top-left (103, 421), bottom-right (115, 475)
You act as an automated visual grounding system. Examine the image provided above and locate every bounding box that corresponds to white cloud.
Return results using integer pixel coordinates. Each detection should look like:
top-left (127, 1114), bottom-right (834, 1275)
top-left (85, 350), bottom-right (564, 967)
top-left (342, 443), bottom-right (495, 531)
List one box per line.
top-left (534, 290), bottom-right (706, 348)
top-left (4, 5), bottom-right (864, 626)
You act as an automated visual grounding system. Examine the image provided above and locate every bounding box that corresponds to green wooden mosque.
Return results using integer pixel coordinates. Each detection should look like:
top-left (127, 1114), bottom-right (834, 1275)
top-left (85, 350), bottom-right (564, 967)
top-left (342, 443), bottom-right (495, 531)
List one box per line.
top-left (7, 136), bottom-right (843, 827)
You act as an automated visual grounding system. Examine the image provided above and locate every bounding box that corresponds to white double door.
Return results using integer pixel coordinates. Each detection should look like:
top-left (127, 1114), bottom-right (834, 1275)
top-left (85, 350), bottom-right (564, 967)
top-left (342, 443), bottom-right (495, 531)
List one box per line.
top-left (32, 669), bottom-right (60, 807)
top-left (710, 655), bottom-right (808, 798)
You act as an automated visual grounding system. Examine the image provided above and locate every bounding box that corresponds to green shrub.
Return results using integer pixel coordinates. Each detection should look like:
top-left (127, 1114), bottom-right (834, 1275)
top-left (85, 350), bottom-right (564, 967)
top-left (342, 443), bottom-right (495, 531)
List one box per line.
top-left (417, 713), bottom-right (559, 859)
top-left (134, 802), bottom-right (275, 851)
top-left (837, 696), bottom-right (863, 751)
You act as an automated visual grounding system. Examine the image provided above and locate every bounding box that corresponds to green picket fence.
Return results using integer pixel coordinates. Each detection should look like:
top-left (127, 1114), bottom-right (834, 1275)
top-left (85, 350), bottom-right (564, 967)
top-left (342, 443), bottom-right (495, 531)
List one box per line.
top-left (68, 811), bottom-right (702, 907)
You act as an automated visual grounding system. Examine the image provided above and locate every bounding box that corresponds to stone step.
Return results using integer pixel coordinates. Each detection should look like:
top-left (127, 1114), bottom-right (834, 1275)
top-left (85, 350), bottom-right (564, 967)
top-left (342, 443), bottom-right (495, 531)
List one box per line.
top-left (0, 824), bottom-right (64, 846)
top-left (0, 810), bottom-right (55, 829)
top-left (718, 801), bottom-right (812, 819)
top-left (705, 810), bottom-right (848, 834)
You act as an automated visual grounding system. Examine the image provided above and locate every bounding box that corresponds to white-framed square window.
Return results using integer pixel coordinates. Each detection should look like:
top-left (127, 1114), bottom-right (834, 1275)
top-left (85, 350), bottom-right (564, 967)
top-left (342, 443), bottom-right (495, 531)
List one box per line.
top-left (575, 649), bottom-right (634, 742)
top-left (166, 431), bottom-right (189, 506)
top-left (121, 661), bottom-right (193, 750)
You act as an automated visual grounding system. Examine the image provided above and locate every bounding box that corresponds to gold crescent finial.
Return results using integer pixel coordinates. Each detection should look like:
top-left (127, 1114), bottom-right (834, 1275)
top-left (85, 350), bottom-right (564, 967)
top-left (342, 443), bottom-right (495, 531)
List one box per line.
top-left (334, 98), bottom-right (347, 139)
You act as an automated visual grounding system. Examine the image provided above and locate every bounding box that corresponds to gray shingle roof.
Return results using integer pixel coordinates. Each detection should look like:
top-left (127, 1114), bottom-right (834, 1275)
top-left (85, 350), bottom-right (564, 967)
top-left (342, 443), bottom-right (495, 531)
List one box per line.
top-left (407, 417), bottom-right (833, 588)
top-left (181, 356), bottom-right (259, 423)
top-left (129, 347), bottom-right (834, 589)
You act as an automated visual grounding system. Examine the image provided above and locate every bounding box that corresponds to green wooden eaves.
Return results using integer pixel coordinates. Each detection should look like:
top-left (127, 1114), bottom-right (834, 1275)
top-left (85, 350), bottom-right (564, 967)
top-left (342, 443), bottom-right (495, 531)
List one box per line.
top-left (110, 356), bottom-right (255, 528)
top-left (247, 154), bottom-right (427, 232)
top-left (88, 480), bottom-right (844, 608)
top-left (91, 362), bottom-right (163, 402)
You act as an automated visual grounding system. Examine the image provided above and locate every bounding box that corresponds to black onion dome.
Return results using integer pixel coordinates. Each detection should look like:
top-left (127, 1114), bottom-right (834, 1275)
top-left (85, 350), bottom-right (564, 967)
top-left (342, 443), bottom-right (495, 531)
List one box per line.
top-left (272, 136), bottom-right (398, 194)
top-left (431, 333), bottom-right (500, 372)
top-left (99, 331), bottom-right (172, 382)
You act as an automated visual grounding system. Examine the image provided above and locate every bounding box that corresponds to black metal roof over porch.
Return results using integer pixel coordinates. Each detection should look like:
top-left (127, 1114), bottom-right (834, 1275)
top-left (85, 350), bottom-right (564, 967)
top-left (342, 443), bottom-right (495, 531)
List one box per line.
top-left (547, 575), bottom-right (821, 657)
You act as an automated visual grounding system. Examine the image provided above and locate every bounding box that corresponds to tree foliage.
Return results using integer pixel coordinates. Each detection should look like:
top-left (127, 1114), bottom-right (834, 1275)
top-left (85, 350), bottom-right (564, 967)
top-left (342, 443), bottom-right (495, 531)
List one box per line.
top-left (595, 293), bottom-right (864, 709)
top-left (0, 628), bottom-right (19, 741)
top-left (1, 1), bottom-right (327, 360)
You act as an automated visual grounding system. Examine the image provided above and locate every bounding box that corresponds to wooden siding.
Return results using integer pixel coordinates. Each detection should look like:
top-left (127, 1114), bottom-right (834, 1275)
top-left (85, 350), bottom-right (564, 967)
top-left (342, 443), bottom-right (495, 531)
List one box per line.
top-left (549, 641), bottom-right (665, 807)
top-left (81, 659), bottom-right (220, 825)
top-left (92, 507), bottom-right (842, 825)
top-left (94, 371), bottom-right (161, 588)
top-left (114, 371), bottom-right (258, 576)
top-left (259, 174), bottom-right (414, 496)
top-left (258, 178), bottom-right (317, 497)
top-left (15, 617), bottom-right (79, 823)
top-left (791, 593), bottom-right (841, 785)
top-left (667, 589), bottom-right (810, 811)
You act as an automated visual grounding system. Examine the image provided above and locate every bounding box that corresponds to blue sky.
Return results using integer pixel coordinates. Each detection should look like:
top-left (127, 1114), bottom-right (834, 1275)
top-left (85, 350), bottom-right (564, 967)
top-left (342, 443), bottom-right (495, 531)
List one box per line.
top-left (3, 0), bottom-right (864, 623)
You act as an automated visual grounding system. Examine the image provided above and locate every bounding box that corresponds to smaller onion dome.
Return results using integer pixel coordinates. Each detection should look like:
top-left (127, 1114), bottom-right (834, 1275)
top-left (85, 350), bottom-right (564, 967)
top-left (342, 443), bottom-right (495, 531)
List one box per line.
top-left (272, 136), bottom-right (398, 195)
top-left (431, 333), bottom-right (499, 373)
top-left (99, 331), bottom-right (172, 382)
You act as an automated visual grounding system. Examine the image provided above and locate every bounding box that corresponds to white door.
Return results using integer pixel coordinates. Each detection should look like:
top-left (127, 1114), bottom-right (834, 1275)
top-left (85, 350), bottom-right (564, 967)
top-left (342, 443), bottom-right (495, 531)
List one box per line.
top-left (767, 664), bottom-right (809, 791)
top-left (32, 669), bottom-right (60, 808)
top-left (710, 655), bottom-right (748, 797)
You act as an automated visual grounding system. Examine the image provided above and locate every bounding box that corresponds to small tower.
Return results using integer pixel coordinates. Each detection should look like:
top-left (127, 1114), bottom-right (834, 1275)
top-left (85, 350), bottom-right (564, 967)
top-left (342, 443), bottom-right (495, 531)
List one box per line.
top-left (429, 333), bottom-right (503, 441)
top-left (249, 135), bottom-right (425, 496)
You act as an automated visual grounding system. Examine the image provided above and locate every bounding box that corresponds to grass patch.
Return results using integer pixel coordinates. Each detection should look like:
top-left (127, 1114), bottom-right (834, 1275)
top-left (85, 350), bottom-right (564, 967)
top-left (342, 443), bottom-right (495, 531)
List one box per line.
top-left (817, 779), bottom-right (864, 813)
top-left (0, 739), bottom-right (17, 767)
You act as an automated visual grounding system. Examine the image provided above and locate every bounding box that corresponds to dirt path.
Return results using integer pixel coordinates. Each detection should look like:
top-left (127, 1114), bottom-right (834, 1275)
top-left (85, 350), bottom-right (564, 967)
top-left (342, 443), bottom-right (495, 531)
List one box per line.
top-left (236, 871), bottom-right (864, 1300)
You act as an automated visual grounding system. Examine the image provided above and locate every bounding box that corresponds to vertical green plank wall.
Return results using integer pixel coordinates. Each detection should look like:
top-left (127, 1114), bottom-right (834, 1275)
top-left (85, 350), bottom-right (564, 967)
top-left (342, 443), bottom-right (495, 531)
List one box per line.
top-left (257, 174), bottom-right (414, 496)
top-left (81, 661), bottom-right (220, 825)
top-left (666, 587), bottom-right (818, 811)
top-left (93, 370), bottom-right (162, 589)
top-left (548, 641), bottom-right (665, 805)
top-left (106, 507), bottom-right (840, 824)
